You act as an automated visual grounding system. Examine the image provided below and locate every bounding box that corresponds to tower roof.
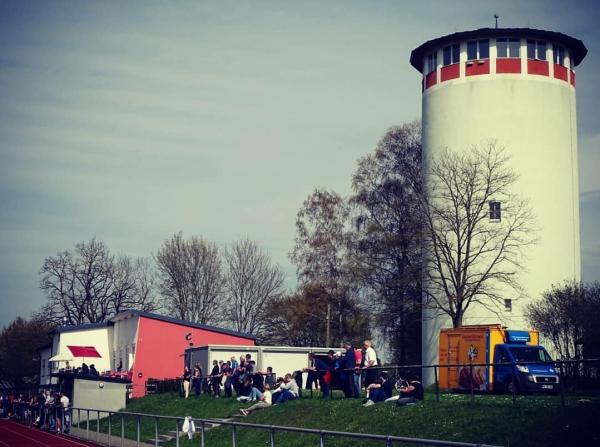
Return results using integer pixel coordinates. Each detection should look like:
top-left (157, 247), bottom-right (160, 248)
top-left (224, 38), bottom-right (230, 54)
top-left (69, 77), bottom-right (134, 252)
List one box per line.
top-left (410, 27), bottom-right (587, 72)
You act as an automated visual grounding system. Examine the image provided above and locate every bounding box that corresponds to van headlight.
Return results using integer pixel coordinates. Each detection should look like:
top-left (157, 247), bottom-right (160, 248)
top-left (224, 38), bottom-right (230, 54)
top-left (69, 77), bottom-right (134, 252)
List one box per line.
top-left (516, 365), bottom-right (529, 373)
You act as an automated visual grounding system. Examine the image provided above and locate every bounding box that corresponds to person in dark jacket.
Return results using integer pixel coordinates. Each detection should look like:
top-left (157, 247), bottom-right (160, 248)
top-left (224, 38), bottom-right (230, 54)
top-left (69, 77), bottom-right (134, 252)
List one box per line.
top-left (396, 377), bottom-right (424, 406)
top-left (362, 372), bottom-right (392, 406)
top-left (341, 343), bottom-right (357, 398)
top-left (210, 360), bottom-right (221, 398)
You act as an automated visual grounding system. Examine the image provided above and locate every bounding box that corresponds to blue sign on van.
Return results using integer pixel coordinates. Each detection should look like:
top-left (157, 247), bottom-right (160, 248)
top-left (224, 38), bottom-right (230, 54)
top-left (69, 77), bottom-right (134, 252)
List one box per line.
top-left (506, 330), bottom-right (530, 343)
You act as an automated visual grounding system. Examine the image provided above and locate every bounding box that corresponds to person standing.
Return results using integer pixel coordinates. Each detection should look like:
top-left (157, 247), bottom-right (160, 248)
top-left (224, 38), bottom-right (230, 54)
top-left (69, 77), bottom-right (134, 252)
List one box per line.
top-left (363, 340), bottom-right (378, 388)
top-left (182, 366), bottom-right (192, 399)
top-left (353, 344), bottom-right (363, 397)
top-left (193, 363), bottom-right (203, 396)
top-left (341, 343), bottom-right (356, 398)
top-left (210, 360), bottom-right (221, 398)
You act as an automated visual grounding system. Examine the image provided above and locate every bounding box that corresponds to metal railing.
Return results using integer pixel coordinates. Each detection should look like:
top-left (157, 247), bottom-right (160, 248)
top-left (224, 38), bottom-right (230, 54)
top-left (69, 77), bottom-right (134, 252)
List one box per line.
top-left (67, 406), bottom-right (503, 447)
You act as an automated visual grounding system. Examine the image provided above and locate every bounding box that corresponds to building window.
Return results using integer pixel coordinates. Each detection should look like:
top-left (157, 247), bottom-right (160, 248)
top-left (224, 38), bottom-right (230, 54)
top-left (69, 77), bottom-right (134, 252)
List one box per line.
top-left (553, 44), bottom-right (565, 66)
top-left (497, 38), bottom-right (520, 58)
top-left (504, 299), bottom-right (512, 312)
top-left (527, 40), bottom-right (546, 60)
top-left (489, 201), bottom-right (501, 221)
top-left (427, 52), bottom-right (437, 73)
top-left (443, 44), bottom-right (460, 65)
top-left (467, 39), bottom-right (489, 60)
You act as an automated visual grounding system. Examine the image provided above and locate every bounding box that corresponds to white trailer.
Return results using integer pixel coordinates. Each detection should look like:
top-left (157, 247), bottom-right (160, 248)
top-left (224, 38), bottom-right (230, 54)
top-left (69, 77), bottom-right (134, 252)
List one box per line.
top-left (184, 345), bottom-right (338, 381)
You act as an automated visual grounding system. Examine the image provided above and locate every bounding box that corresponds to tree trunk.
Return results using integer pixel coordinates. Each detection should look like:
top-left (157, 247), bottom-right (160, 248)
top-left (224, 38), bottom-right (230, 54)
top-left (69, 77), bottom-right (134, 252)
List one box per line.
top-left (326, 302), bottom-right (331, 347)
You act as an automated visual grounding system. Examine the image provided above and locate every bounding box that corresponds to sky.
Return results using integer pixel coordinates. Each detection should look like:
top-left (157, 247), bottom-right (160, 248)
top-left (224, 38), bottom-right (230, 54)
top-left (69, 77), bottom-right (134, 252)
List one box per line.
top-left (1, 0), bottom-right (599, 328)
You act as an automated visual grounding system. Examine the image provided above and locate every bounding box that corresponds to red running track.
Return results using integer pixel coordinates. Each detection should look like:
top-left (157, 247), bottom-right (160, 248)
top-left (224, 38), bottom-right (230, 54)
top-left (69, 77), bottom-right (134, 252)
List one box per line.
top-left (0, 419), bottom-right (103, 447)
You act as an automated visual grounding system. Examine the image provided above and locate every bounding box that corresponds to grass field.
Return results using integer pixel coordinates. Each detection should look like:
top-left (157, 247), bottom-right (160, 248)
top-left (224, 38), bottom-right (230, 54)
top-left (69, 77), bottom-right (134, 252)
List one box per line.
top-left (81, 391), bottom-right (600, 447)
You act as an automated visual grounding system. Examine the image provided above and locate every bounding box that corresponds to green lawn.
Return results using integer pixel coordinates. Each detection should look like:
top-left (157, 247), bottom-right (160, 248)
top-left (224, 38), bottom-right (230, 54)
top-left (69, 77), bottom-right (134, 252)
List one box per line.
top-left (80, 391), bottom-right (600, 447)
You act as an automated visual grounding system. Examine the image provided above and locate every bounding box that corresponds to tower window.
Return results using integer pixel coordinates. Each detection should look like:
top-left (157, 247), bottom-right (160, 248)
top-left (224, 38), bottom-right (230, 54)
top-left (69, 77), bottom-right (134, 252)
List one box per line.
top-left (553, 45), bottom-right (565, 66)
top-left (497, 38), bottom-right (520, 58)
top-left (527, 40), bottom-right (546, 60)
top-left (504, 299), bottom-right (512, 312)
top-left (467, 39), bottom-right (489, 61)
top-left (489, 201), bottom-right (501, 221)
top-left (427, 52), bottom-right (437, 73)
top-left (443, 44), bottom-right (460, 65)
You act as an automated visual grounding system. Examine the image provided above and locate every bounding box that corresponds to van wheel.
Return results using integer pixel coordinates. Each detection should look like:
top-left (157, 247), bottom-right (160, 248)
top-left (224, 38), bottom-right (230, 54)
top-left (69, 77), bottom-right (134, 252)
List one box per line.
top-left (507, 379), bottom-right (519, 395)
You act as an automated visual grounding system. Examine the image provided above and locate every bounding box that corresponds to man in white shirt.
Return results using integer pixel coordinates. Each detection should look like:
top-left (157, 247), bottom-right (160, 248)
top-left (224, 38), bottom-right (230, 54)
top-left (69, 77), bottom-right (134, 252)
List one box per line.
top-left (273, 373), bottom-right (299, 405)
top-left (363, 340), bottom-right (378, 388)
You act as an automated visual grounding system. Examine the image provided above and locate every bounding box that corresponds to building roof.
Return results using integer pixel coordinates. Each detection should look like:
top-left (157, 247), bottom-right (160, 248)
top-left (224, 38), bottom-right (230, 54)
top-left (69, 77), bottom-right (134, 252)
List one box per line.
top-left (50, 321), bottom-right (113, 335)
top-left (410, 27), bottom-right (588, 72)
top-left (112, 310), bottom-right (257, 340)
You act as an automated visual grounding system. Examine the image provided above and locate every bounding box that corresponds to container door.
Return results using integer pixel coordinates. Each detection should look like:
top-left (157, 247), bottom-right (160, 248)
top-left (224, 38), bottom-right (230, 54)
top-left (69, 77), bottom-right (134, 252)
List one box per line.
top-left (447, 334), bottom-right (461, 388)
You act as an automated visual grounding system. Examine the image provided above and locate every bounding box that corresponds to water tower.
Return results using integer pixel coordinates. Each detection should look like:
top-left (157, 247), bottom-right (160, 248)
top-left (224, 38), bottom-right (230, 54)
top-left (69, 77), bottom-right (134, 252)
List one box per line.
top-left (410, 28), bottom-right (587, 383)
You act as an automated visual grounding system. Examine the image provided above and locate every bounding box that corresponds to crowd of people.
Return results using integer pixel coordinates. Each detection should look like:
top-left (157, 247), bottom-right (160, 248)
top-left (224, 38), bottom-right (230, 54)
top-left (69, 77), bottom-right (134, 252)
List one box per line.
top-left (180, 340), bottom-right (424, 416)
top-left (0, 389), bottom-right (71, 432)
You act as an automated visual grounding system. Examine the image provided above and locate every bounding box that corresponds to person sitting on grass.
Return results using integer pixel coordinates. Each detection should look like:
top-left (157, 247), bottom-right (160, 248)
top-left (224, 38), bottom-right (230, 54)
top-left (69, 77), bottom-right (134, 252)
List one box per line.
top-left (362, 372), bottom-right (392, 407)
top-left (273, 373), bottom-right (299, 405)
top-left (396, 377), bottom-right (424, 407)
top-left (240, 384), bottom-right (272, 416)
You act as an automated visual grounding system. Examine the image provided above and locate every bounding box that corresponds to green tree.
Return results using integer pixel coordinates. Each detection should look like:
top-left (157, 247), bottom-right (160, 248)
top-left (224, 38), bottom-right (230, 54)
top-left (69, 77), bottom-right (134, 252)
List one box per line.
top-left (0, 316), bottom-right (53, 390)
top-left (348, 122), bottom-right (422, 365)
top-left (264, 283), bottom-right (370, 347)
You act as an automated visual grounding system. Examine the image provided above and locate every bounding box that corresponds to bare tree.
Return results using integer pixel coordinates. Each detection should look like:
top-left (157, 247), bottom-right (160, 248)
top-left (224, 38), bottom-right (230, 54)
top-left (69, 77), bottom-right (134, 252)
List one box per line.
top-left (348, 122), bottom-right (423, 364)
top-left (422, 142), bottom-right (536, 327)
top-left (223, 238), bottom-right (284, 337)
top-left (155, 232), bottom-right (222, 324)
top-left (39, 238), bottom-right (158, 325)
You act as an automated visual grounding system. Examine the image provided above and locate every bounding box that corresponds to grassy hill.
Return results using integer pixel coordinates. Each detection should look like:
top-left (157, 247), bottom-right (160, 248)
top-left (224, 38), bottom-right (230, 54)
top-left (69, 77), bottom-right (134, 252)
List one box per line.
top-left (85, 391), bottom-right (600, 447)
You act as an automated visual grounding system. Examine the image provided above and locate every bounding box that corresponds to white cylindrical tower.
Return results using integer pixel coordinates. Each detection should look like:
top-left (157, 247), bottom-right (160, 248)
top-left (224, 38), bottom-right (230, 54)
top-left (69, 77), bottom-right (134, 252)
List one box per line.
top-left (411, 28), bottom-right (587, 384)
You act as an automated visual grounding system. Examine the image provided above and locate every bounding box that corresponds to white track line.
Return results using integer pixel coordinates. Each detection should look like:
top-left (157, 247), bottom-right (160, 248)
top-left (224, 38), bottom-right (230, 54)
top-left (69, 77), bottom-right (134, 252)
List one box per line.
top-left (4, 421), bottom-right (100, 447)
top-left (0, 436), bottom-right (12, 447)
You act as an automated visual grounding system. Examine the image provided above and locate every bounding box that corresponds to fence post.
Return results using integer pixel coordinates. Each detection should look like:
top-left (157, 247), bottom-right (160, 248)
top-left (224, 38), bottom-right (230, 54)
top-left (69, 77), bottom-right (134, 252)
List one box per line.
top-left (511, 371), bottom-right (517, 405)
top-left (200, 420), bottom-right (205, 447)
top-left (231, 422), bottom-right (237, 447)
top-left (108, 412), bottom-right (112, 447)
top-left (434, 366), bottom-right (440, 402)
top-left (176, 418), bottom-right (180, 447)
top-left (270, 426), bottom-right (276, 447)
top-left (559, 361), bottom-right (566, 410)
top-left (86, 410), bottom-right (90, 439)
top-left (61, 407), bottom-right (65, 434)
top-left (137, 415), bottom-right (141, 447)
top-left (77, 409), bottom-right (81, 431)
top-left (97, 410), bottom-right (100, 442)
top-left (386, 435), bottom-right (393, 447)
top-left (319, 430), bottom-right (325, 447)
top-left (154, 417), bottom-right (159, 447)
top-left (121, 413), bottom-right (125, 447)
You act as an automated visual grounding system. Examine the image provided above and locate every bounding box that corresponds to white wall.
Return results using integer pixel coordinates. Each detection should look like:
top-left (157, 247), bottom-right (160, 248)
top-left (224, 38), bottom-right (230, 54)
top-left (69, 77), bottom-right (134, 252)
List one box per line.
top-left (111, 315), bottom-right (139, 371)
top-left (71, 378), bottom-right (127, 423)
top-left (56, 327), bottom-right (112, 372)
top-left (39, 346), bottom-right (52, 385)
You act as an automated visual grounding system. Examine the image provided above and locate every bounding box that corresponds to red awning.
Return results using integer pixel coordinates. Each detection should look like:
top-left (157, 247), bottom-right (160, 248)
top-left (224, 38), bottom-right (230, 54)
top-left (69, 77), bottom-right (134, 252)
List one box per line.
top-left (67, 345), bottom-right (102, 358)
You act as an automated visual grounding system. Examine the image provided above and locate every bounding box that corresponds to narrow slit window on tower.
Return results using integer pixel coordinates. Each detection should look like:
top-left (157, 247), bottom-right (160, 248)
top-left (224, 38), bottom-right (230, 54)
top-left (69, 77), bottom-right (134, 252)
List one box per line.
top-left (467, 39), bottom-right (489, 61)
top-left (527, 40), bottom-right (547, 60)
top-left (504, 299), bottom-right (512, 312)
top-left (497, 38), bottom-right (520, 58)
top-left (553, 44), bottom-right (565, 66)
top-left (443, 44), bottom-right (460, 65)
top-left (427, 51), bottom-right (437, 73)
top-left (489, 201), bottom-right (501, 221)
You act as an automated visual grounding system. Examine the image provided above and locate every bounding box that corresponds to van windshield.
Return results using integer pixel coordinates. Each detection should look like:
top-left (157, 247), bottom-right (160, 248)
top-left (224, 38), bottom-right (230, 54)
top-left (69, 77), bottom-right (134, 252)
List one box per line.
top-left (509, 347), bottom-right (553, 363)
